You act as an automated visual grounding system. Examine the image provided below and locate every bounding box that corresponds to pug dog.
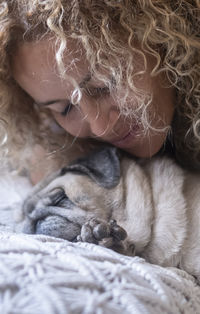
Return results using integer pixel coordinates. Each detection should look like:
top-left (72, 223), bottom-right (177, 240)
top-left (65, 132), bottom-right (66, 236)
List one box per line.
top-left (22, 147), bottom-right (200, 281)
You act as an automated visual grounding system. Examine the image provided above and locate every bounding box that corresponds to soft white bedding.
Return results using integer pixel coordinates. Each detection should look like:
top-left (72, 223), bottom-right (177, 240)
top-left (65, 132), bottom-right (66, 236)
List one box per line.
top-left (0, 173), bottom-right (200, 314)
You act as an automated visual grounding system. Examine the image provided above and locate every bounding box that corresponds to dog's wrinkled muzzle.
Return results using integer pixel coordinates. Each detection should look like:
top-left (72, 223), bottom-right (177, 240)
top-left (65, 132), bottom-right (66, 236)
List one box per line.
top-left (23, 188), bottom-right (85, 241)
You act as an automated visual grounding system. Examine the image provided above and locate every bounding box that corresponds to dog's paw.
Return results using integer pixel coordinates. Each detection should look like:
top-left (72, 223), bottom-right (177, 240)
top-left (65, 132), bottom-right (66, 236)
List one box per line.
top-left (76, 218), bottom-right (132, 254)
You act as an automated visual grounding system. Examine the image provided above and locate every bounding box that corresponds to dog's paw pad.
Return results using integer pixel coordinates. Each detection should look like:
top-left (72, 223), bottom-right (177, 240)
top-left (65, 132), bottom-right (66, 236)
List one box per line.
top-left (93, 222), bottom-right (111, 240)
top-left (110, 219), bottom-right (127, 241)
top-left (77, 218), bottom-right (128, 252)
top-left (80, 223), bottom-right (98, 244)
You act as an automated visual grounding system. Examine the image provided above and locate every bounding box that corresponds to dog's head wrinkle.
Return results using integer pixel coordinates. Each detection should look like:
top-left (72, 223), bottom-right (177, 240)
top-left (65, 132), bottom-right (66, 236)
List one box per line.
top-left (60, 146), bottom-right (121, 188)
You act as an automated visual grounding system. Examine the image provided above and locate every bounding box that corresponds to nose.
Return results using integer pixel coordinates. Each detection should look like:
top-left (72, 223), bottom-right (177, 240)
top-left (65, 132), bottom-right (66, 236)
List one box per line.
top-left (83, 103), bottom-right (120, 139)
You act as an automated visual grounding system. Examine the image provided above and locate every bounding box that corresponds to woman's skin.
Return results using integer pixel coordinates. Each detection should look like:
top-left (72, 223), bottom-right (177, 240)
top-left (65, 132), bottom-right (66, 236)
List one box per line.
top-left (12, 38), bottom-right (175, 158)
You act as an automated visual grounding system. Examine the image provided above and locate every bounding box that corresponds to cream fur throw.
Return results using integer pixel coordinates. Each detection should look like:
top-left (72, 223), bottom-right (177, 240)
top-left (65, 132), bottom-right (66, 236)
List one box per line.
top-left (0, 159), bottom-right (200, 313)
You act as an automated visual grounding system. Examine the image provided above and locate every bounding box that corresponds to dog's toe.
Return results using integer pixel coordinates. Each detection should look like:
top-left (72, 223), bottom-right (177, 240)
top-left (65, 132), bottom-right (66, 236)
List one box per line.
top-left (80, 223), bottom-right (98, 244)
top-left (93, 222), bottom-right (111, 240)
top-left (110, 219), bottom-right (127, 241)
top-left (77, 217), bottom-right (128, 254)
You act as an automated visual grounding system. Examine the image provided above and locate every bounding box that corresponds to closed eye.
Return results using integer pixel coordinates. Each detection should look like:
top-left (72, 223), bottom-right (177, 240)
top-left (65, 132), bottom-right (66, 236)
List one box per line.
top-left (35, 84), bottom-right (110, 117)
top-left (50, 188), bottom-right (69, 206)
top-left (60, 102), bottom-right (73, 116)
top-left (45, 86), bottom-right (109, 116)
top-left (50, 188), bottom-right (73, 207)
top-left (46, 100), bottom-right (74, 117)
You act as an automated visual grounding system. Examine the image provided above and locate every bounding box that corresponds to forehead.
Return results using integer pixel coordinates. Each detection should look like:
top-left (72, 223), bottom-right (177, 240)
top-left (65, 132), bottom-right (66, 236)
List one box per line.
top-left (11, 38), bottom-right (88, 101)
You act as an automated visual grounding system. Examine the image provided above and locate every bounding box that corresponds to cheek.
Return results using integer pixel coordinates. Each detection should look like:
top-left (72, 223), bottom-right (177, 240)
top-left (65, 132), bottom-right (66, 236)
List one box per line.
top-left (153, 83), bottom-right (175, 124)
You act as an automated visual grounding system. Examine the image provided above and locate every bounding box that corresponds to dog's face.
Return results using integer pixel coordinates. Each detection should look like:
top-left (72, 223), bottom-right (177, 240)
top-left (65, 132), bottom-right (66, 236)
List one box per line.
top-left (22, 147), bottom-right (125, 242)
top-left (22, 146), bottom-right (154, 255)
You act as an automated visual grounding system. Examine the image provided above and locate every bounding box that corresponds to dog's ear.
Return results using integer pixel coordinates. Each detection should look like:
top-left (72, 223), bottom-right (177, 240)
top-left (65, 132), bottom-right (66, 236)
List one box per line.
top-left (61, 147), bottom-right (121, 188)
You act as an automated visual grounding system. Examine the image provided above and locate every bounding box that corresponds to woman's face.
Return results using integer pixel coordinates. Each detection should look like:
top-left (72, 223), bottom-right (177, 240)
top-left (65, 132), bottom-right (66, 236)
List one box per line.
top-left (12, 38), bottom-right (175, 158)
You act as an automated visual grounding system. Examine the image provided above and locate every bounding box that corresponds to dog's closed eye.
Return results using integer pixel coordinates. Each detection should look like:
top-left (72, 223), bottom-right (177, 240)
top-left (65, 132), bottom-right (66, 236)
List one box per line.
top-left (52, 189), bottom-right (68, 206)
top-left (48, 188), bottom-right (73, 208)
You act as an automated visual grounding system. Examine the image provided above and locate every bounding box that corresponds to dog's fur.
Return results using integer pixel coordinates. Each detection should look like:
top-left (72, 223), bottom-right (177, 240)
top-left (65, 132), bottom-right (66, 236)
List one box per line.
top-left (22, 147), bottom-right (200, 281)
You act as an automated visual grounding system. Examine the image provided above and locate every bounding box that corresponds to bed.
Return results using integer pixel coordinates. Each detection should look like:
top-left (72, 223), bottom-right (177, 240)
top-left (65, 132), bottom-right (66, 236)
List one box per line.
top-left (0, 172), bottom-right (200, 314)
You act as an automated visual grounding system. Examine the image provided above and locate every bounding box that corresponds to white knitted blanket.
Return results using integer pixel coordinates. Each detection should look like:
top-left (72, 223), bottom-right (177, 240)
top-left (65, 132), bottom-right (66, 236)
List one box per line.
top-left (0, 173), bottom-right (200, 313)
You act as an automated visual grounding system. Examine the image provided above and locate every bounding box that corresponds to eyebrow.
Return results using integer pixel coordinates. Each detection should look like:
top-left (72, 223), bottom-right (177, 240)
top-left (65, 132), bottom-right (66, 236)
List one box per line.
top-left (35, 74), bottom-right (91, 107)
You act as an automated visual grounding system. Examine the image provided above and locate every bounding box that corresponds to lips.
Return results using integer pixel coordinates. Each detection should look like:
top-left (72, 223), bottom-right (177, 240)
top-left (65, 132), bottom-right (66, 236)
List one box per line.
top-left (110, 125), bottom-right (140, 149)
top-left (90, 119), bottom-right (140, 149)
top-left (111, 131), bottom-right (132, 145)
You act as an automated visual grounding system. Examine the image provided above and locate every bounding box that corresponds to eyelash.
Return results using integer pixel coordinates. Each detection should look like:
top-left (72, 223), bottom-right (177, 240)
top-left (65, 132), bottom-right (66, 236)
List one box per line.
top-left (58, 85), bottom-right (110, 117)
top-left (61, 102), bottom-right (73, 116)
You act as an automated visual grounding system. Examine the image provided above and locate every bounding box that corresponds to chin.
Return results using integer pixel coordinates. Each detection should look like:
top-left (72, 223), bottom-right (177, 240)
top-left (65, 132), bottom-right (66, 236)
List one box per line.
top-left (125, 143), bottom-right (164, 159)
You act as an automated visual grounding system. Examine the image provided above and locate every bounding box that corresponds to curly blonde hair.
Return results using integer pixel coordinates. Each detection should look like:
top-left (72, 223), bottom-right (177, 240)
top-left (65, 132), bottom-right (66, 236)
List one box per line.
top-left (0, 0), bottom-right (199, 171)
